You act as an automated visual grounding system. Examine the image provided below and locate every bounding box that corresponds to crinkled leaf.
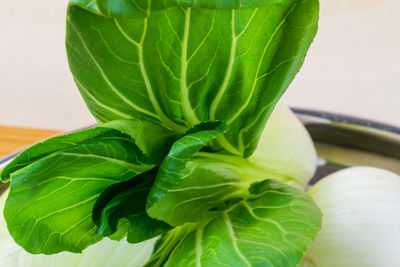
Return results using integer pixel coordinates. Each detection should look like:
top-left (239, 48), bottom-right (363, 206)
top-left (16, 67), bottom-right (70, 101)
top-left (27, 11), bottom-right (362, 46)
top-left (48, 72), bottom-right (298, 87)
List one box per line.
top-left (103, 120), bottom-right (180, 164)
top-left (66, 0), bottom-right (319, 156)
top-left (0, 189), bottom-right (157, 267)
top-left (4, 147), bottom-right (145, 254)
top-left (146, 111), bottom-right (316, 226)
top-left (2, 120), bottom-right (176, 254)
top-left (92, 121), bottom-right (226, 242)
top-left (93, 169), bottom-right (171, 243)
top-left (146, 121), bottom-right (227, 215)
top-left (1, 127), bottom-right (115, 182)
top-left (146, 179), bottom-right (322, 267)
top-left (1, 119), bottom-right (177, 182)
top-left (146, 152), bottom-right (251, 226)
top-left (145, 149), bottom-right (311, 226)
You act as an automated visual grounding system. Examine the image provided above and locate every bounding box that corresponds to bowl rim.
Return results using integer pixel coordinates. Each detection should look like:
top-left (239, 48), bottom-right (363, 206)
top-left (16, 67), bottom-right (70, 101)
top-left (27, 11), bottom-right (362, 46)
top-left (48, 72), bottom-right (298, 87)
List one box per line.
top-left (291, 107), bottom-right (400, 135)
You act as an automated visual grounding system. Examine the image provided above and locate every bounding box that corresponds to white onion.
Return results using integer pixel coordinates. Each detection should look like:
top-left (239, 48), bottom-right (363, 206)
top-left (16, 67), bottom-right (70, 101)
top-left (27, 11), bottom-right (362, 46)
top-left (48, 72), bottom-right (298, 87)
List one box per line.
top-left (303, 167), bottom-right (400, 267)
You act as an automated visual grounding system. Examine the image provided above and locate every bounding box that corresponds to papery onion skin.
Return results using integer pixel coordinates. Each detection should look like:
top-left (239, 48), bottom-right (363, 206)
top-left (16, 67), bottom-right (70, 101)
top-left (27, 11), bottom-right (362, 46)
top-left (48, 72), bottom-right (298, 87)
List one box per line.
top-left (303, 166), bottom-right (400, 267)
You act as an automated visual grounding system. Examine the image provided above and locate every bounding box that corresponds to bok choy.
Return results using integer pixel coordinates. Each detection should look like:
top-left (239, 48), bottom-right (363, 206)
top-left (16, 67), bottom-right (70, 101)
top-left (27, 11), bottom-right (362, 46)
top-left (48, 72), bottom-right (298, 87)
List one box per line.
top-left (0, 188), bottom-right (156, 267)
top-left (0, 104), bottom-right (320, 266)
top-left (2, 0), bottom-right (397, 265)
top-left (66, 0), bottom-right (319, 157)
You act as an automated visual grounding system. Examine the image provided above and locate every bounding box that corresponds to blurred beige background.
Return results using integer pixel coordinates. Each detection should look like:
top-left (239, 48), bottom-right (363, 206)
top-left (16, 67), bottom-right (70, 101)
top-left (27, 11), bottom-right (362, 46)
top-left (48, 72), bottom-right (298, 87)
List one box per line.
top-left (0, 0), bottom-right (399, 131)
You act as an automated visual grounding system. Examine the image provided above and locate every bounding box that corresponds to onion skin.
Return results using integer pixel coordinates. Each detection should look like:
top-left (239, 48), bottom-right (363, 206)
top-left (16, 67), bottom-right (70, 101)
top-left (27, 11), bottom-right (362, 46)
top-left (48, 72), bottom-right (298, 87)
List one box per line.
top-left (303, 167), bottom-right (400, 267)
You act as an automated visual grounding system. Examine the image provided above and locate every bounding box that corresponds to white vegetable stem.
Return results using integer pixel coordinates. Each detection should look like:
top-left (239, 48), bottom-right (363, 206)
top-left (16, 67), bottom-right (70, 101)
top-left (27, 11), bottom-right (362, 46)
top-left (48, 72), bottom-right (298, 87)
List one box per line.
top-left (0, 190), bottom-right (156, 267)
top-left (250, 103), bottom-right (318, 188)
top-left (303, 167), bottom-right (400, 267)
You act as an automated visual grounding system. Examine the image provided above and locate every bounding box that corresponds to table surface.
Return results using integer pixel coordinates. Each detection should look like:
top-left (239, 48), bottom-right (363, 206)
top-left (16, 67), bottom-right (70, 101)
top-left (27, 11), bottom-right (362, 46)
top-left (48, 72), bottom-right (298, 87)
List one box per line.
top-left (0, 126), bottom-right (61, 158)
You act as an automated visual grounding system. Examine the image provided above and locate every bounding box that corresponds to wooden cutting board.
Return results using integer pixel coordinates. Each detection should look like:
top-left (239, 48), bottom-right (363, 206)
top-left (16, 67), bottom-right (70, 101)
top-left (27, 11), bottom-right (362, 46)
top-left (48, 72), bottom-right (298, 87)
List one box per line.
top-left (0, 126), bottom-right (61, 158)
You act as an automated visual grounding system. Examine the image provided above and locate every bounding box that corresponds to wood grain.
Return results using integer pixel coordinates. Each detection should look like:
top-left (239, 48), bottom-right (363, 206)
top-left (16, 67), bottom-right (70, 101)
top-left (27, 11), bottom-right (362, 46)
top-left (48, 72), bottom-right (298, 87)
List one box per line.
top-left (0, 126), bottom-right (62, 158)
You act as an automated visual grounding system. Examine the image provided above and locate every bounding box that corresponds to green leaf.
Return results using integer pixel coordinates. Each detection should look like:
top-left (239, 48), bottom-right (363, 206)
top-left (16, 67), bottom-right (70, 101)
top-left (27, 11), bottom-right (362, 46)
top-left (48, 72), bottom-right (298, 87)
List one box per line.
top-left (1, 119), bottom-right (177, 182)
top-left (146, 115), bottom-right (315, 226)
top-left (68, 0), bottom-right (307, 18)
top-left (146, 152), bottom-right (248, 226)
top-left (66, 0), bottom-right (319, 156)
top-left (146, 179), bottom-right (322, 267)
top-left (146, 121), bottom-right (228, 220)
top-left (2, 120), bottom-right (177, 254)
top-left (93, 169), bottom-right (171, 243)
top-left (102, 120), bottom-right (180, 164)
top-left (92, 121), bottom-right (226, 243)
top-left (146, 148), bottom-right (315, 227)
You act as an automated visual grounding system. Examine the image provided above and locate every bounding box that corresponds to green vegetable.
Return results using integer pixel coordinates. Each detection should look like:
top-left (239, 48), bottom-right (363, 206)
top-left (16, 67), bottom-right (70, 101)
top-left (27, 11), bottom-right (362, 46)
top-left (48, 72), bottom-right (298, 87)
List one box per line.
top-left (147, 179), bottom-right (321, 267)
top-left (302, 167), bottom-right (400, 267)
top-left (1, 0), bottom-right (322, 265)
top-left (66, 0), bottom-right (319, 157)
top-left (1, 119), bottom-right (178, 254)
top-left (1, 105), bottom-right (320, 265)
top-left (146, 107), bottom-right (317, 226)
top-left (93, 169), bottom-right (172, 243)
top-left (0, 189), bottom-right (156, 267)
top-left (1, 119), bottom-right (178, 182)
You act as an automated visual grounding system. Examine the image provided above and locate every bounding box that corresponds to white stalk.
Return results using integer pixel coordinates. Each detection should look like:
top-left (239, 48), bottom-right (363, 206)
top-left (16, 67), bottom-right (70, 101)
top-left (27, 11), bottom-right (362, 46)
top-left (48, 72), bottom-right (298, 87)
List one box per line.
top-left (249, 103), bottom-right (318, 188)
